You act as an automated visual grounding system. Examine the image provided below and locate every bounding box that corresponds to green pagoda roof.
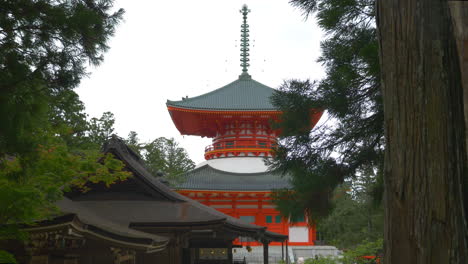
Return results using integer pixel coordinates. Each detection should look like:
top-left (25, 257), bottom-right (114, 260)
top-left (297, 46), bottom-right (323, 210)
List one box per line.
top-left (166, 76), bottom-right (279, 111)
top-left (176, 164), bottom-right (291, 191)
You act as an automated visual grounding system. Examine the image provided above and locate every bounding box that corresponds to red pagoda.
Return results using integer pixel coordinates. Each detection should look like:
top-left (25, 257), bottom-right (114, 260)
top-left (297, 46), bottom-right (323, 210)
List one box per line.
top-left (167, 5), bottom-right (322, 250)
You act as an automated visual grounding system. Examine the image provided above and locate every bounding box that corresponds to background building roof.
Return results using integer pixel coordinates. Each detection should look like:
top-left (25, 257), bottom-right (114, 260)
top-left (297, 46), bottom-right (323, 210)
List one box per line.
top-left (177, 164), bottom-right (291, 191)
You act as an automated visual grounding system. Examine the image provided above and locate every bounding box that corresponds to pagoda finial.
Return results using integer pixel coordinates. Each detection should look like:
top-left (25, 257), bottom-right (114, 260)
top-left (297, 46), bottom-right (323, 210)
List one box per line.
top-left (239, 4), bottom-right (251, 79)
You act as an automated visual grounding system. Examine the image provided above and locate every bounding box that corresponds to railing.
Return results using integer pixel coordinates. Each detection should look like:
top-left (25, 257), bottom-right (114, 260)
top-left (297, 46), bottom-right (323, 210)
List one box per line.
top-left (205, 140), bottom-right (277, 153)
top-left (213, 133), bottom-right (278, 142)
top-left (204, 139), bottom-right (278, 160)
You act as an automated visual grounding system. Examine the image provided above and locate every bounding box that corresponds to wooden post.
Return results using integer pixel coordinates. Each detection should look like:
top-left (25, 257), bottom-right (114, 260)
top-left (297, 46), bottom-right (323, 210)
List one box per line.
top-left (263, 240), bottom-right (269, 264)
top-left (285, 241), bottom-right (289, 264)
top-left (281, 242), bottom-right (284, 261)
top-left (228, 244), bottom-right (233, 263)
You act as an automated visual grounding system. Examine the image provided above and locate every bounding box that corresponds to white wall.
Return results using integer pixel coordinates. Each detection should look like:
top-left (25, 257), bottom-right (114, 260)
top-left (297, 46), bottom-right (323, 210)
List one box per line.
top-left (195, 157), bottom-right (270, 173)
top-left (289, 227), bottom-right (309, 243)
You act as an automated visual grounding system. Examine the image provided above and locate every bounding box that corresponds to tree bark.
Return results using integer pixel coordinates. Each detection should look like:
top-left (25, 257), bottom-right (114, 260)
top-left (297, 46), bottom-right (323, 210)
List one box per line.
top-left (377, 1), bottom-right (468, 264)
top-left (448, 2), bottom-right (468, 158)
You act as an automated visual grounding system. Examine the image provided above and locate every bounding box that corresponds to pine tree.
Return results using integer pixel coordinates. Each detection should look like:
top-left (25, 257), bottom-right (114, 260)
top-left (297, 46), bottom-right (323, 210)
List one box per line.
top-left (270, 0), bottom-right (382, 221)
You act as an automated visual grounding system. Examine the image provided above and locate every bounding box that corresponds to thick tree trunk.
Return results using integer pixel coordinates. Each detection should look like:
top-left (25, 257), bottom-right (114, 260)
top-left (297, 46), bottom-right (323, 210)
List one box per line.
top-left (377, 1), bottom-right (468, 264)
top-left (448, 2), bottom-right (468, 158)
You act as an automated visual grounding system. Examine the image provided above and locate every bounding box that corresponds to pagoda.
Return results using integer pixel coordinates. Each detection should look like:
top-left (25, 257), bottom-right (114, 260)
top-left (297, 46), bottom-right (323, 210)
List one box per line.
top-left (167, 5), bottom-right (322, 248)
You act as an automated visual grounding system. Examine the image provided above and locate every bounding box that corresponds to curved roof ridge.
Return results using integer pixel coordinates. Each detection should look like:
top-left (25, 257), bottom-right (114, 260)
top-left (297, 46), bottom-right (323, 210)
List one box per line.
top-left (203, 163), bottom-right (285, 177)
top-left (167, 79), bottom-right (241, 104)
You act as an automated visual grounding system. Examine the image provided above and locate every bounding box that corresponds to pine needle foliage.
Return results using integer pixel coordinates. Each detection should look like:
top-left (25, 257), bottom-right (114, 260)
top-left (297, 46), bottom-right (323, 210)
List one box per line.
top-left (270, 0), bottom-right (383, 222)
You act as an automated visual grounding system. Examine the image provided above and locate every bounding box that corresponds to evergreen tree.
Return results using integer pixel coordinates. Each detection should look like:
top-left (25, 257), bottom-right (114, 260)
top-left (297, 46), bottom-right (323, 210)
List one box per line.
top-left (87, 111), bottom-right (116, 147)
top-left (125, 130), bottom-right (144, 154)
top-left (317, 173), bottom-right (383, 249)
top-left (0, 1), bottom-right (125, 260)
top-left (122, 132), bottom-right (195, 186)
top-left (270, 0), bottom-right (382, 222)
top-left (0, 0), bottom-right (124, 154)
top-left (143, 137), bottom-right (195, 186)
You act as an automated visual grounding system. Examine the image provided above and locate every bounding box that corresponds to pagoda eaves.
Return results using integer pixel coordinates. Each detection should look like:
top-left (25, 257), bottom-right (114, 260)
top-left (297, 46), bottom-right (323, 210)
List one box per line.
top-left (166, 77), bottom-right (278, 111)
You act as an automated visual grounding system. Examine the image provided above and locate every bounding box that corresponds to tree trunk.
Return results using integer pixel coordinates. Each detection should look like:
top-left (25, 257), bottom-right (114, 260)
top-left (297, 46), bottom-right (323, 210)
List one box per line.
top-left (377, 1), bottom-right (468, 264)
top-left (448, 2), bottom-right (468, 159)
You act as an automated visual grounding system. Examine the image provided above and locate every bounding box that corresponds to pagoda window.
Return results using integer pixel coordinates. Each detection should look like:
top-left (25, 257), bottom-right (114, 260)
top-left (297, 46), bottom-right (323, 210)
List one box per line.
top-left (292, 215), bottom-right (305, 223)
top-left (258, 142), bottom-right (267, 148)
top-left (275, 215), bottom-right (282, 223)
top-left (239, 215), bottom-right (255, 223)
top-left (226, 142), bottom-right (234, 148)
top-left (265, 215), bottom-right (273, 223)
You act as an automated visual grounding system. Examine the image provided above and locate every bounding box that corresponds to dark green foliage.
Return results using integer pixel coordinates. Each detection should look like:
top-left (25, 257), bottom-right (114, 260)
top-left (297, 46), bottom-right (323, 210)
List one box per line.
top-left (318, 178), bottom-right (383, 249)
top-left (143, 137), bottom-right (195, 186)
top-left (125, 131), bottom-right (142, 153)
top-left (123, 132), bottom-right (195, 186)
top-left (0, 0), bottom-right (124, 155)
top-left (0, 250), bottom-right (16, 263)
top-left (87, 111), bottom-right (116, 148)
top-left (270, 0), bottom-right (382, 223)
top-left (304, 239), bottom-right (383, 263)
top-left (0, 1), bottom-right (125, 259)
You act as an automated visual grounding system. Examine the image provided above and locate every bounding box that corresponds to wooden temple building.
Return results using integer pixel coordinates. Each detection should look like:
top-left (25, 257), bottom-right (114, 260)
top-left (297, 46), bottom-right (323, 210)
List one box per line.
top-left (4, 137), bottom-right (288, 264)
top-left (167, 5), bottom-right (323, 250)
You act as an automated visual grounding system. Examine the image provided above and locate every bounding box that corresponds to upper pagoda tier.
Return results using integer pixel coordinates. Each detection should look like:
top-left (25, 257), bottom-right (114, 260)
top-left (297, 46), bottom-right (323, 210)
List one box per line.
top-left (166, 76), bottom-right (322, 160)
top-left (166, 4), bottom-right (323, 160)
top-left (166, 74), bottom-right (322, 132)
top-left (166, 76), bottom-right (287, 137)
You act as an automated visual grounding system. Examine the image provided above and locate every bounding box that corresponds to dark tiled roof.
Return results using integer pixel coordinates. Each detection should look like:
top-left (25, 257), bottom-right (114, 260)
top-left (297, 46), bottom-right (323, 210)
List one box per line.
top-left (101, 137), bottom-right (287, 241)
top-left (56, 198), bottom-right (169, 245)
top-left (166, 77), bottom-right (278, 111)
top-left (102, 138), bottom-right (187, 202)
top-left (24, 137), bottom-right (287, 244)
top-left (177, 164), bottom-right (291, 191)
top-left (101, 137), bottom-right (263, 230)
top-left (23, 213), bottom-right (167, 249)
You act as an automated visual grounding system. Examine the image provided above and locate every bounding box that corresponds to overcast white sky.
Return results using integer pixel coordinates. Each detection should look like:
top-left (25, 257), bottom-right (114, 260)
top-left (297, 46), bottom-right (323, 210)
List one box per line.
top-left (76, 0), bottom-right (324, 164)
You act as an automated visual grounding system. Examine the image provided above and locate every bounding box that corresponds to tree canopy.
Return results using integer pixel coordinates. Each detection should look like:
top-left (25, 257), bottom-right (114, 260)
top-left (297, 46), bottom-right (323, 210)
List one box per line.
top-left (317, 175), bottom-right (383, 249)
top-left (0, 0), bottom-right (124, 154)
top-left (270, 0), bottom-right (382, 223)
top-left (0, 0), bottom-right (125, 260)
top-left (125, 132), bottom-right (195, 186)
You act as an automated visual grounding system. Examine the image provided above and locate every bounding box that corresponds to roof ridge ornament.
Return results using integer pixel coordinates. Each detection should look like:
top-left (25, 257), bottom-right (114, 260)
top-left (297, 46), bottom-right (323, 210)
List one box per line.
top-left (239, 4), bottom-right (251, 80)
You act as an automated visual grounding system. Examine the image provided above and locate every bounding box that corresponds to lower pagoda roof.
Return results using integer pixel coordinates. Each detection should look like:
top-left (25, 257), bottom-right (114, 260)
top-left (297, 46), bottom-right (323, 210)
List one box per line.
top-left (176, 164), bottom-right (292, 191)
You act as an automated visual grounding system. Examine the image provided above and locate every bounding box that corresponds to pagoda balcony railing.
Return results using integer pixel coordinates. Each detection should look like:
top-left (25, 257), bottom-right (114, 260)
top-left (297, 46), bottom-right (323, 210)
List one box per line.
top-left (213, 133), bottom-right (277, 142)
top-left (204, 140), bottom-right (277, 154)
